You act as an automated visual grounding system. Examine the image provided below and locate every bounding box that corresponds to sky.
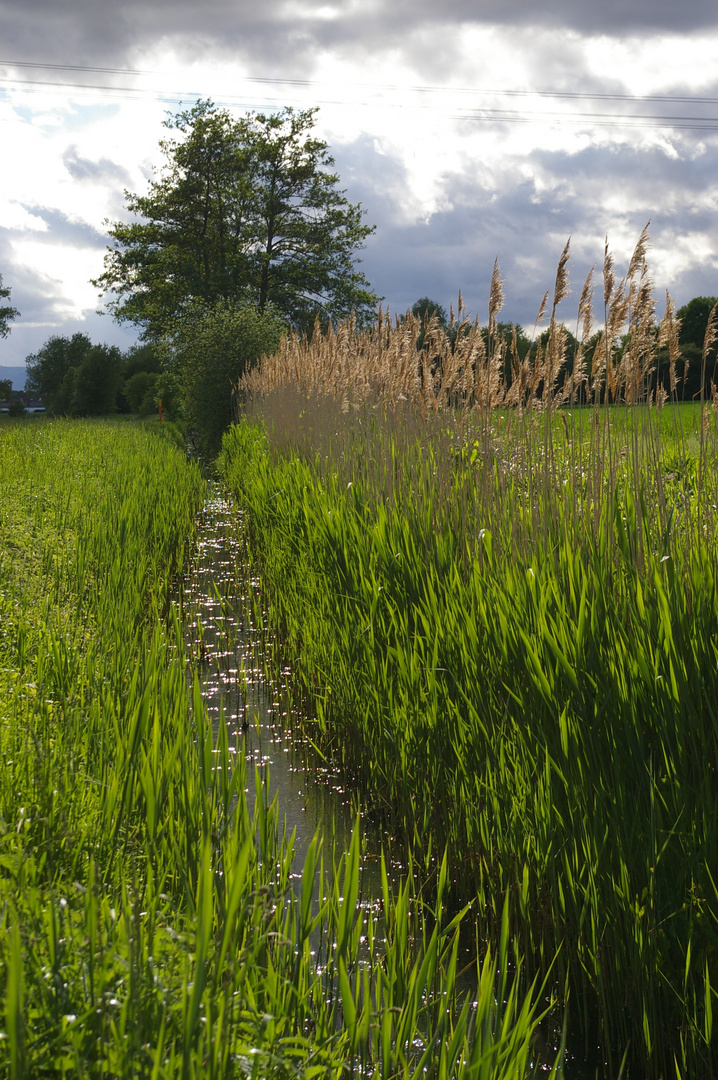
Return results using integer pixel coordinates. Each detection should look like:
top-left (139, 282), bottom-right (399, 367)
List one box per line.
top-left (2, 0), bottom-right (718, 370)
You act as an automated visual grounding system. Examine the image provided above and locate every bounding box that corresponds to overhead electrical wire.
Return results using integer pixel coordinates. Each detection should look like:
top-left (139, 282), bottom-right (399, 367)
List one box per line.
top-left (1, 58), bottom-right (718, 132)
top-left (2, 57), bottom-right (718, 106)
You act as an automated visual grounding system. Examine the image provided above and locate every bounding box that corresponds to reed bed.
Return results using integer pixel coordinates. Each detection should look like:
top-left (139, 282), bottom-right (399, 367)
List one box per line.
top-left (0, 418), bottom-right (551, 1077)
top-left (220, 234), bottom-right (718, 1077)
top-left (239, 226), bottom-right (714, 418)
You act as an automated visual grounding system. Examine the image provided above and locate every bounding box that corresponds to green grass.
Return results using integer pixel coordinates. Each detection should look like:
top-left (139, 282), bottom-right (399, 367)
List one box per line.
top-left (0, 418), bottom-right (551, 1077)
top-left (218, 399), bottom-right (718, 1078)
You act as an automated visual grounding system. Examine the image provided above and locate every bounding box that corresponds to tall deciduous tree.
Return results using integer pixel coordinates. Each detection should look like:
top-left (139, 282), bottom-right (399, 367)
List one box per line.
top-left (0, 274), bottom-right (20, 338)
top-left (93, 101), bottom-right (380, 337)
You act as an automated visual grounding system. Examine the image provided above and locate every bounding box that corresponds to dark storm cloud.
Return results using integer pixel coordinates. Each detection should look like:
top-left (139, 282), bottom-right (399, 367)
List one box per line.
top-left (332, 135), bottom-right (581, 324)
top-left (0, 246), bottom-right (137, 367)
top-left (0, 306), bottom-right (138, 367)
top-left (0, 234), bottom-right (57, 325)
top-left (0, 206), bottom-right (120, 363)
top-left (62, 145), bottom-right (131, 186)
top-left (332, 138), bottom-right (559, 324)
top-left (332, 133), bottom-right (718, 330)
top-left (0, 234), bottom-right (137, 366)
top-left (1, 0), bottom-right (717, 72)
top-left (15, 206), bottom-right (109, 250)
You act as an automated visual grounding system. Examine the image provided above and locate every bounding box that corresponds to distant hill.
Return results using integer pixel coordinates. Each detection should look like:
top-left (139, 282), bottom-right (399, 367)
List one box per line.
top-left (0, 365), bottom-right (27, 391)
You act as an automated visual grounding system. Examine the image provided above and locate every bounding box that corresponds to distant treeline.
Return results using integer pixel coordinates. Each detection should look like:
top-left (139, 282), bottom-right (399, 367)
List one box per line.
top-left (19, 305), bottom-right (286, 459)
top-left (25, 334), bottom-right (162, 417)
top-left (17, 294), bottom-right (718, 439)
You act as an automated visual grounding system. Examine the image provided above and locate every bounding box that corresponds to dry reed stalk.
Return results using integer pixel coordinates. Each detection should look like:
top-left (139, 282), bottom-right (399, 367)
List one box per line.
top-left (702, 301), bottom-right (718, 397)
top-left (620, 251), bottom-right (656, 406)
top-left (658, 293), bottom-right (681, 400)
top-left (563, 266), bottom-right (595, 405)
top-left (239, 228), bottom-right (686, 424)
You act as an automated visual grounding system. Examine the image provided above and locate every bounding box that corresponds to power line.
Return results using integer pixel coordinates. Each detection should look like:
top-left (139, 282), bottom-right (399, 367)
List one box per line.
top-left (0, 59), bottom-right (152, 77)
top-left (2, 57), bottom-right (718, 106)
top-left (0, 75), bottom-right (199, 98)
top-left (1, 64), bottom-right (718, 133)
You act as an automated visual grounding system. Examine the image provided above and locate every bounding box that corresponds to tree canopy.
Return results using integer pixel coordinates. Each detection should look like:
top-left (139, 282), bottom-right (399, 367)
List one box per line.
top-left (93, 101), bottom-right (381, 338)
top-left (411, 297), bottom-right (448, 329)
top-left (25, 334), bottom-right (136, 416)
top-left (0, 274), bottom-right (20, 339)
top-left (674, 296), bottom-right (718, 397)
top-left (676, 295), bottom-right (718, 349)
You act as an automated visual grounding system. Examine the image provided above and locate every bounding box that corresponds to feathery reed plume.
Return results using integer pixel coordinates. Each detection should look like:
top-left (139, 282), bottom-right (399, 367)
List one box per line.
top-left (488, 257), bottom-right (504, 332)
top-left (566, 266), bottom-right (594, 404)
top-left (505, 323), bottom-right (523, 407)
top-left (627, 221), bottom-right (651, 281)
top-left (569, 343), bottom-right (587, 404)
top-left (541, 238), bottom-right (572, 409)
top-left (578, 266), bottom-right (595, 344)
top-left (545, 322), bottom-right (569, 408)
top-left (590, 330), bottom-right (606, 403)
top-left (705, 302), bottom-right (718, 356)
top-left (551, 237), bottom-right (572, 319)
top-left (603, 238), bottom-right (615, 310)
top-left (604, 274), bottom-right (631, 402)
top-left (621, 256), bottom-right (655, 404)
top-left (600, 264), bottom-right (624, 408)
top-left (535, 290), bottom-right (549, 332)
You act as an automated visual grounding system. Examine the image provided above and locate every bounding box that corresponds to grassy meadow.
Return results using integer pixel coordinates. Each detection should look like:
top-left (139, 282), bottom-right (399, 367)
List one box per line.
top-left (0, 417), bottom-right (552, 1077)
top-left (218, 241), bottom-right (718, 1077)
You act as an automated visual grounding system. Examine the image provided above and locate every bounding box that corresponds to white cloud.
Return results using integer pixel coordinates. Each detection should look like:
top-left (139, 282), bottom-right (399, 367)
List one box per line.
top-left (2, 13), bottom-right (718, 364)
top-left (0, 202), bottom-right (47, 231)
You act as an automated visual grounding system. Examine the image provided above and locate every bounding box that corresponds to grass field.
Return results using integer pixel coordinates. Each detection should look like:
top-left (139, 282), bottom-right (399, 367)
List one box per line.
top-left (0, 417), bottom-right (551, 1078)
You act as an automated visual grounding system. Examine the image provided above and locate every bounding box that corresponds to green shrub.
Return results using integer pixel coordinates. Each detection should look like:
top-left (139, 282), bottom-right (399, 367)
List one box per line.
top-left (124, 369), bottom-right (158, 415)
top-left (168, 300), bottom-right (285, 458)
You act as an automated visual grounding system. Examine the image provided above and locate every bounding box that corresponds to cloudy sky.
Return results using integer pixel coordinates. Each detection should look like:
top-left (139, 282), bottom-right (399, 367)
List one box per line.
top-left (2, 0), bottom-right (718, 369)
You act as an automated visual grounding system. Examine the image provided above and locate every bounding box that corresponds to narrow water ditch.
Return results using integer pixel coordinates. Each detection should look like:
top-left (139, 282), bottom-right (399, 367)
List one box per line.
top-left (180, 485), bottom-right (349, 849)
top-left (176, 483), bottom-right (399, 896)
top-left (176, 482), bottom-right (576, 1075)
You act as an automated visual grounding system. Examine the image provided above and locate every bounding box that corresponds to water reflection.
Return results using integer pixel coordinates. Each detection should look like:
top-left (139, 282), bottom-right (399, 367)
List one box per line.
top-left (177, 486), bottom-right (354, 858)
top-left (177, 484), bottom-right (584, 1076)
